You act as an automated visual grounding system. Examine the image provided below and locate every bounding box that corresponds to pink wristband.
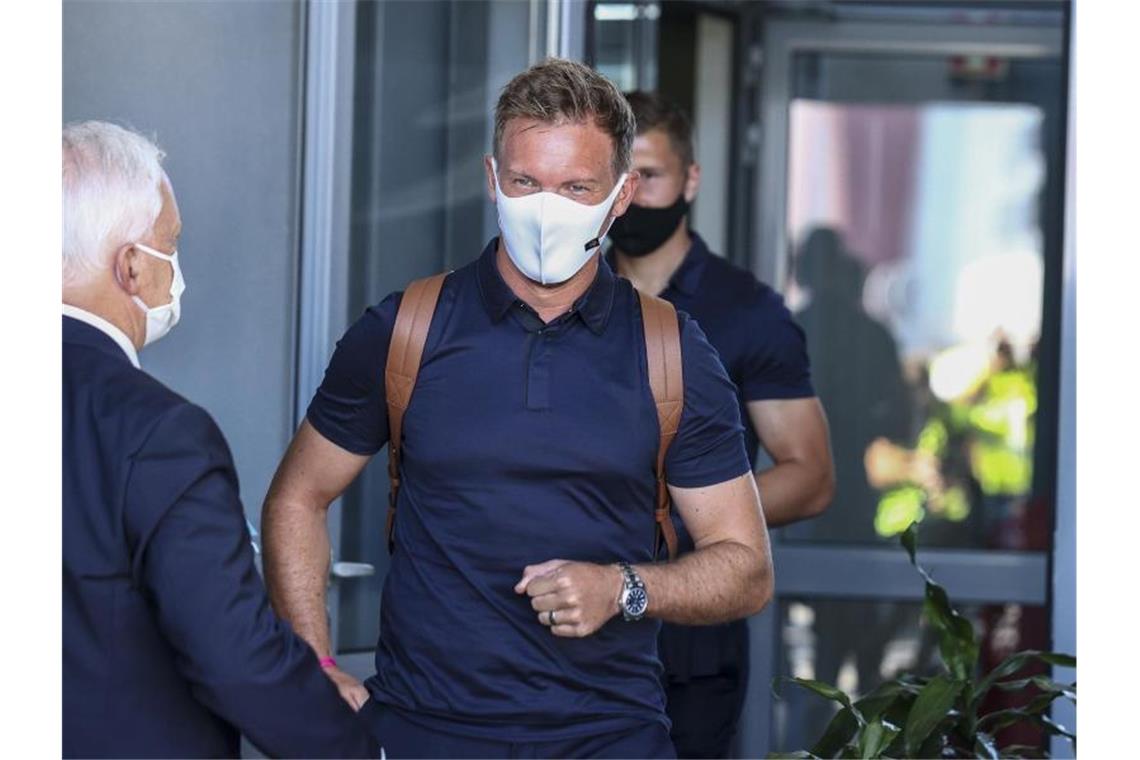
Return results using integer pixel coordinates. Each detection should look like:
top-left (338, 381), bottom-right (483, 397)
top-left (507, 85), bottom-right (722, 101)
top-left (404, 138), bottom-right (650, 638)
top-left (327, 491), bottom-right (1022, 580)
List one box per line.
top-left (319, 656), bottom-right (337, 669)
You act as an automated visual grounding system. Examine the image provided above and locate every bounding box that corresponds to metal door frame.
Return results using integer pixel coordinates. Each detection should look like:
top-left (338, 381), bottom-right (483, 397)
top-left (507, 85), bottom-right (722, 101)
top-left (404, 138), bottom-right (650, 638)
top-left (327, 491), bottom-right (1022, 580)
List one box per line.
top-left (742, 17), bottom-right (1066, 757)
top-left (294, 0), bottom-right (360, 665)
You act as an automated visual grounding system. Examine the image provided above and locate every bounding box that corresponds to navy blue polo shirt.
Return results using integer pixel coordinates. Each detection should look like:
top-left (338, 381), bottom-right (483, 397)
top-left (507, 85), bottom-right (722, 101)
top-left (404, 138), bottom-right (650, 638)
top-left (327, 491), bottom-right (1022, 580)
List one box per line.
top-left (611, 232), bottom-right (814, 468)
top-left (306, 239), bottom-right (750, 740)
top-left (608, 232), bottom-right (815, 681)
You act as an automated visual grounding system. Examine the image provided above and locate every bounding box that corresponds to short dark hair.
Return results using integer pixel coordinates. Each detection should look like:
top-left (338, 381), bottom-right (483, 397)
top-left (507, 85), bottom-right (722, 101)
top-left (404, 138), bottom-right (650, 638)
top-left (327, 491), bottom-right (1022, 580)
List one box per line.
top-left (624, 91), bottom-right (694, 168)
top-left (494, 58), bottom-right (635, 179)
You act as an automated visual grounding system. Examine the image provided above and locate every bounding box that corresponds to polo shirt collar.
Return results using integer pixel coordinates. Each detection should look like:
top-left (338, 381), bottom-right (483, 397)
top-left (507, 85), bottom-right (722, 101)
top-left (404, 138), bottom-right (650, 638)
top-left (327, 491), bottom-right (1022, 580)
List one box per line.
top-left (476, 238), bottom-right (616, 335)
top-left (668, 231), bottom-right (712, 297)
top-left (603, 230), bottom-right (711, 298)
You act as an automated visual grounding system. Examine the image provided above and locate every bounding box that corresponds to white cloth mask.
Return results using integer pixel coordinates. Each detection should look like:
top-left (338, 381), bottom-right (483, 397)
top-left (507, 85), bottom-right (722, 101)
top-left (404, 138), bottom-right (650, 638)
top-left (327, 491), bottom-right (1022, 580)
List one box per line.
top-left (132, 242), bottom-right (185, 347)
top-left (492, 158), bottom-right (627, 285)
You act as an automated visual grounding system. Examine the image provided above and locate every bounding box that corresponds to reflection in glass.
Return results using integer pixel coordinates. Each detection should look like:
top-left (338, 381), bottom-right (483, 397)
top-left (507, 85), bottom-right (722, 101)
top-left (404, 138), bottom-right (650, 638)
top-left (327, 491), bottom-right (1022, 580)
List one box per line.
top-left (335, 0), bottom-right (531, 653)
top-left (592, 1), bottom-right (659, 92)
top-left (783, 87), bottom-right (1053, 551)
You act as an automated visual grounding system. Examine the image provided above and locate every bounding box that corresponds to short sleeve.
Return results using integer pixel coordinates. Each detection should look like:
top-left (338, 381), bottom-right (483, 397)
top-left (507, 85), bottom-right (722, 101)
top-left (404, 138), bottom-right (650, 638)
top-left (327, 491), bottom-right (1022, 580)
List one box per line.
top-left (737, 288), bottom-right (815, 401)
top-left (305, 292), bottom-right (402, 455)
top-left (665, 313), bottom-right (751, 488)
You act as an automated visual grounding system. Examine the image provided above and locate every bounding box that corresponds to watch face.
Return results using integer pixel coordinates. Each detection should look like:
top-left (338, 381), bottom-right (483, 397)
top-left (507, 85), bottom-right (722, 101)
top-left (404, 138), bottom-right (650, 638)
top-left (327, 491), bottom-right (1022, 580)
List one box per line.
top-left (625, 587), bottom-right (648, 617)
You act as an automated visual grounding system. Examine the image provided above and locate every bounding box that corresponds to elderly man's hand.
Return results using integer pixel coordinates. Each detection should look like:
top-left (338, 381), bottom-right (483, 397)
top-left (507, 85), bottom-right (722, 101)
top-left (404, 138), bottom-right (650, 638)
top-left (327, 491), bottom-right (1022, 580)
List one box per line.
top-left (323, 665), bottom-right (370, 711)
top-left (514, 560), bottom-right (624, 637)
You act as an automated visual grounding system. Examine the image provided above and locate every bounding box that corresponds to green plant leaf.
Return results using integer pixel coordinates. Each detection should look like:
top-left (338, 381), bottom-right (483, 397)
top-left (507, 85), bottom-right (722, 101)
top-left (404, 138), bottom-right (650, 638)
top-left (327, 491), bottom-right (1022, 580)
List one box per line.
top-left (900, 525), bottom-right (979, 680)
top-left (766, 753), bottom-right (820, 759)
top-left (1001, 744), bottom-right (1049, 758)
top-left (924, 583), bottom-right (979, 680)
top-left (854, 679), bottom-right (921, 722)
top-left (809, 707), bottom-right (860, 759)
top-left (973, 731), bottom-right (998, 759)
top-left (991, 676), bottom-right (1076, 702)
top-left (1037, 714), bottom-right (1076, 744)
top-left (857, 718), bottom-right (901, 759)
top-left (978, 708), bottom-right (1076, 743)
top-left (900, 522), bottom-right (921, 565)
top-left (904, 675), bottom-right (964, 757)
top-left (776, 677), bottom-right (865, 725)
top-left (916, 728), bottom-right (948, 759)
top-left (973, 652), bottom-right (1077, 703)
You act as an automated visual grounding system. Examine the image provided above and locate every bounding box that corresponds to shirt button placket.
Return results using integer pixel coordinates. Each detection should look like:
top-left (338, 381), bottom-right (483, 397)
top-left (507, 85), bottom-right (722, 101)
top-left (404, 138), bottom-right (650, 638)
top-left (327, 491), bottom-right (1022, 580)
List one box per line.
top-left (526, 329), bottom-right (552, 411)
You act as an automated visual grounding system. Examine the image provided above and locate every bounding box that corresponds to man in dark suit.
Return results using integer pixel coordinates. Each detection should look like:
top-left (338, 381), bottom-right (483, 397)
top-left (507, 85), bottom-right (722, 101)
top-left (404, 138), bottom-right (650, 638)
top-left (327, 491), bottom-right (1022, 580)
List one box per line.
top-left (62, 120), bottom-right (375, 758)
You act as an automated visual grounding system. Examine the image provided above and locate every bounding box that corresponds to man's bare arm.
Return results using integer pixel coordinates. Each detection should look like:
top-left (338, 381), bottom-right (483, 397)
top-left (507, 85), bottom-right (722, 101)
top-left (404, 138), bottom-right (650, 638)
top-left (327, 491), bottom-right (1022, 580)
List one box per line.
top-left (518, 471), bottom-right (773, 633)
top-left (636, 471), bottom-right (772, 624)
top-left (261, 420), bottom-right (371, 707)
top-left (749, 397), bottom-right (835, 527)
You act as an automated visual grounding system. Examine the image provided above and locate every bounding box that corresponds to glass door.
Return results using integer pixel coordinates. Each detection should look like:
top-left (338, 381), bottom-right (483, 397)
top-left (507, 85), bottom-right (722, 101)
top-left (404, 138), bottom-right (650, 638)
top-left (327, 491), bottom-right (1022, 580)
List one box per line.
top-left (747, 12), bottom-right (1067, 756)
top-left (294, 0), bottom-right (542, 682)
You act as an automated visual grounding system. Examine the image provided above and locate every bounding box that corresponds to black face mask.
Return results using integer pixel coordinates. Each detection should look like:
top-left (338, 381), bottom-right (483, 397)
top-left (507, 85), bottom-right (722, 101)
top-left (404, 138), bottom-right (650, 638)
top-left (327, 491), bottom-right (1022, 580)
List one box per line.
top-left (608, 192), bottom-right (691, 258)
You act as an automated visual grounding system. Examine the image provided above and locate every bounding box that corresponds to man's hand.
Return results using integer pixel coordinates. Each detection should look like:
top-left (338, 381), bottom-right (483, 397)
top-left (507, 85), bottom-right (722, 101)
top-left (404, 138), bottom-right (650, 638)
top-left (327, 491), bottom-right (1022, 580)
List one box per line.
top-left (323, 665), bottom-right (370, 712)
top-left (515, 560), bottom-right (623, 638)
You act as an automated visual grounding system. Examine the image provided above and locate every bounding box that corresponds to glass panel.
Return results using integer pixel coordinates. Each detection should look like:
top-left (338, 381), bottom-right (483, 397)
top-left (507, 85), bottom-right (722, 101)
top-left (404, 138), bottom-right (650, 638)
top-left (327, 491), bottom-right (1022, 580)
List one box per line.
top-left (592, 1), bottom-right (659, 92)
top-left (781, 53), bottom-right (1064, 551)
top-left (334, 0), bottom-right (531, 653)
top-left (770, 598), bottom-right (1050, 755)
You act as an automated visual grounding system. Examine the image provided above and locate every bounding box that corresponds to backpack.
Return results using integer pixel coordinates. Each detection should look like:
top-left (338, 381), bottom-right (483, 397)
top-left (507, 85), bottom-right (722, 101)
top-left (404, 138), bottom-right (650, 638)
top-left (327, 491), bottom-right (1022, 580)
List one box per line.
top-left (384, 272), bottom-right (683, 560)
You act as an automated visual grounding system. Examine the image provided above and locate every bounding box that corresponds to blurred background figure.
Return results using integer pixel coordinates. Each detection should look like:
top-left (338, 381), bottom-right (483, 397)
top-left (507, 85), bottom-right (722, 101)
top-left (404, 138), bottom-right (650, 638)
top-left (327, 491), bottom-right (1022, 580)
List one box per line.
top-left (63, 0), bottom-right (1075, 756)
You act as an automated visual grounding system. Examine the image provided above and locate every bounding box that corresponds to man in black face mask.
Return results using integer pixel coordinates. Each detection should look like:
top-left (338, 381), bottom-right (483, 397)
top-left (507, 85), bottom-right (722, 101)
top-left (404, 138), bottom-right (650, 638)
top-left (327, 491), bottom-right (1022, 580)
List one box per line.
top-left (607, 92), bottom-right (836, 759)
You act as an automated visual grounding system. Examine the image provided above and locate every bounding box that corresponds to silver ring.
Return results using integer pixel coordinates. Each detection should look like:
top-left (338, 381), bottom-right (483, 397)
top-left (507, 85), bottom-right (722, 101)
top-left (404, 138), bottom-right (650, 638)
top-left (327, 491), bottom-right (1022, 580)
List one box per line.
top-left (548, 610), bottom-right (557, 626)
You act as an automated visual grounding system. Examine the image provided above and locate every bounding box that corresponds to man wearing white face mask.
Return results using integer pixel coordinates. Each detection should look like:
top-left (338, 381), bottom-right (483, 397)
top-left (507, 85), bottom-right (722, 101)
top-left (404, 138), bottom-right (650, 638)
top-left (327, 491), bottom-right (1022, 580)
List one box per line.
top-left (62, 121), bottom-right (376, 758)
top-left (264, 59), bottom-right (774, 758)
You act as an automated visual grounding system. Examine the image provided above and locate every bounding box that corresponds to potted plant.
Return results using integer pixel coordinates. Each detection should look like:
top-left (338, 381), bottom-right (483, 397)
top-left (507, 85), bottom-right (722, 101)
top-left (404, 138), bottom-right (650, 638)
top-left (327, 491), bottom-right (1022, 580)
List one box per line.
top-left (772, 523), bottom-right (1075, 759)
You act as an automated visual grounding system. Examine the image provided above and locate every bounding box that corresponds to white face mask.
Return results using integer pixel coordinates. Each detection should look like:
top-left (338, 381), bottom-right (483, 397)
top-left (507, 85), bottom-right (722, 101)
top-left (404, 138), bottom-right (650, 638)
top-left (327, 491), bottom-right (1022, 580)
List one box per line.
top-left (131, 242), bottom-right (186, 347)
top-left (492, 158), bottom-right (627, 285)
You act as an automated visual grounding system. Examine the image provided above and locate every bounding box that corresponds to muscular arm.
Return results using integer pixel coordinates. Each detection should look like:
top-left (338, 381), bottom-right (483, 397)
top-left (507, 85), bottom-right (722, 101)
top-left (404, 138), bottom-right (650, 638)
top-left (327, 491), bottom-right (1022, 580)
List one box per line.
top-left (519, 471), bottom-right (773, 632)
top-left (261, 420), bottom-right (370, 703)
top-left (749, 397), bottom-right (835, 527)
top-left (638, 471), bottom-right (773, 624)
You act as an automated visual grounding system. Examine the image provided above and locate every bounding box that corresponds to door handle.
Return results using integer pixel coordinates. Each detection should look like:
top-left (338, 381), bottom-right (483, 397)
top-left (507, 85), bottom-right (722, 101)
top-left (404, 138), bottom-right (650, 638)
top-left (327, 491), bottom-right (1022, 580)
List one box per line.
top-left (331, 561), bottom-right (376, 579)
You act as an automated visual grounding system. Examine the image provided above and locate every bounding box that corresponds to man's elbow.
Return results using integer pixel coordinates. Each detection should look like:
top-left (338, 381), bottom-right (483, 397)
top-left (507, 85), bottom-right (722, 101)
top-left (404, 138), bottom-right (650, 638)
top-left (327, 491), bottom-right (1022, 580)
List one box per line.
top-left (744, 551), bottom-right (775, 617)
top-left (803, 462), bottom-right (836, 518)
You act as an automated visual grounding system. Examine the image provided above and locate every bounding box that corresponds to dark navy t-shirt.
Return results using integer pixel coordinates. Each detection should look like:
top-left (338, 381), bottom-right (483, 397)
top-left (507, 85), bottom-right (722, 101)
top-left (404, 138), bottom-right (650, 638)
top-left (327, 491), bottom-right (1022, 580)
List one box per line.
top-left (612, 232), bottom-right (815, 467)
top-left (610, 233), bottom-right (816, 681)
top-left (306, 239), bottom-right (750, 740)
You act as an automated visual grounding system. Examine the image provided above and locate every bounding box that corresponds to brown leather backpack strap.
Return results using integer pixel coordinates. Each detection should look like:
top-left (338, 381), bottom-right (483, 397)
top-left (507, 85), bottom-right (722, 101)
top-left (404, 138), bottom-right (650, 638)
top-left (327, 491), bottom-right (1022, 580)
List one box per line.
top-left (385, 272), bottom-right (448, 552)
top-left (637, 290), bottom-right (684, 561)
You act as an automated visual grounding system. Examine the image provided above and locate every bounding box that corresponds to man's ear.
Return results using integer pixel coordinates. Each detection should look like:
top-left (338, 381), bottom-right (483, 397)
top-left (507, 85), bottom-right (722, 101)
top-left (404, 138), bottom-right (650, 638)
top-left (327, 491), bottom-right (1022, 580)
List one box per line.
top-left (611, 171), bottom-right (640, 218)
top-left (684, 162), bottom-right (701, 203)
top-left (113, 244), bottom-right (142, 296)
top-left (484, 154), bottom-right (498, 203)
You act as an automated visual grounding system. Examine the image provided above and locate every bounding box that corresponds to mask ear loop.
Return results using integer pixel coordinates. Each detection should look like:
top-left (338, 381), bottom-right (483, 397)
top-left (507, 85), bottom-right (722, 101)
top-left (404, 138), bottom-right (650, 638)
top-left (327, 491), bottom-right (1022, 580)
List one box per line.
top-left (585, 173), bottom-right (629, 251)
top-left (134, 242), bottom-right (177, 262)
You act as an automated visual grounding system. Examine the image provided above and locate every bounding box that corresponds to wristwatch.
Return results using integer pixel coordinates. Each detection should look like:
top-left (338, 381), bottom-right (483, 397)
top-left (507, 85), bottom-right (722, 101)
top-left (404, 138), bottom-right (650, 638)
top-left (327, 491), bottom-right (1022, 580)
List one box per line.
top-left (618, 561), bottom-right (649, 622)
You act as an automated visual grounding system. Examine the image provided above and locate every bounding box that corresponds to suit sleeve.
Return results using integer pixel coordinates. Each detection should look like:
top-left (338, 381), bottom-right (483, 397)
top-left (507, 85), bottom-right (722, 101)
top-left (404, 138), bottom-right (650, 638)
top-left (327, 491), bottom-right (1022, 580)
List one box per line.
top-left (125, 404), bottom-right (378, 759)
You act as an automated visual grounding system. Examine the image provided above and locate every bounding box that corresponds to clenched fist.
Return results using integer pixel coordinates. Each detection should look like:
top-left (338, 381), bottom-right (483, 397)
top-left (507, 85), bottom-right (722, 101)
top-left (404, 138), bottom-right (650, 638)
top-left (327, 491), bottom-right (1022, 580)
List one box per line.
top-left (514, 559), bottom-right (625, 637)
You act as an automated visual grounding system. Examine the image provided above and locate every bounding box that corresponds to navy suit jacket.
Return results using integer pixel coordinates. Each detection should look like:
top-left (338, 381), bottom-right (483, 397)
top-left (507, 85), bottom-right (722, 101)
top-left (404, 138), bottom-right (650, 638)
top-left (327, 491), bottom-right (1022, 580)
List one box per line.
top-left (63, 316), bottom-right (375, 758)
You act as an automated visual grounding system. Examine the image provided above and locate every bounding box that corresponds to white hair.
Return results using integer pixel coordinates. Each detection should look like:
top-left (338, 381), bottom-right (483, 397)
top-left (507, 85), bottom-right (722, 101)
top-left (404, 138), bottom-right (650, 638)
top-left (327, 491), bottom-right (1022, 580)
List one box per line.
top-left (62, 121), bottom-right (167, 286)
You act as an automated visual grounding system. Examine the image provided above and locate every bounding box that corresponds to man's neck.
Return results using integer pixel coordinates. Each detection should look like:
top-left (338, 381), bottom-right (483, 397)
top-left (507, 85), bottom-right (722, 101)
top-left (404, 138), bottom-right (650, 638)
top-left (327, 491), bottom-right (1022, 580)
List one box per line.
top-left (63, 280), bottom-right (144, 350)
top-left (495, 242), bottom-right (598, 324)
top-left (613, 221), bottom-right (691, 297)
